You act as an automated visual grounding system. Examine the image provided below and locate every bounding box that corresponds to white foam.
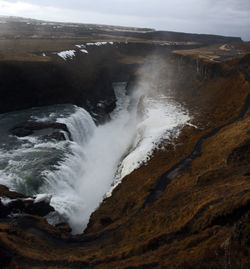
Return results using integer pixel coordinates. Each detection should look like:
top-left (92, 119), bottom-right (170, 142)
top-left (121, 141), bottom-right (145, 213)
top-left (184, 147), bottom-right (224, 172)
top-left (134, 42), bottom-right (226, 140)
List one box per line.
top-left (0, 83), bottom-right (191, 235)
top-left (30, 112), bottom-right (56, 122)
top-left (34, 193), bottom-right (52, 204)
top-left (120, 96), bottom-right (190, 178)
top-left (57, 106), bottom-right (95, 146)
top-left (0, 197), bottom-right (34, 206)
top-left (46, 82), bottom-right (190, 233)
top-left (106, 94), bottom-right (191, 196)
top-left (45, 83), bottom-right (137, 234)
top-left (16, 136), bottom-right (39, 144)
top-left (0, 197), bottom-right (12, 205)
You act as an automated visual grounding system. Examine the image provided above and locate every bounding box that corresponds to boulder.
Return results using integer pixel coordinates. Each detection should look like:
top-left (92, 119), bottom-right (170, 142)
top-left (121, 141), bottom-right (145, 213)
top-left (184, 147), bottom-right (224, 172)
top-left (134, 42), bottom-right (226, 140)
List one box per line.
top-left (43, 131), bottom-right (67, 141)
top-left (0, 197), bottom-right (54, 218)
top-left (0, 185), bottom-right (55, 218)
top-left (10, 127), bottom-right (33, 137)
top-left (9, 121), bottom-right (72, 140)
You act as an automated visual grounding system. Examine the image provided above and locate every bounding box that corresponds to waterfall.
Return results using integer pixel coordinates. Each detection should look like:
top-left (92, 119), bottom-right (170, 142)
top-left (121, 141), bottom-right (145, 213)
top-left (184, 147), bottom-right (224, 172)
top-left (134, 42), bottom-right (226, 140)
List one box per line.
top-left (57, 107), bottom-right (96, 146)
top-left (0, 82), bottom-right (191, 235)
top-left (45, 82), bottom-right (138, 234)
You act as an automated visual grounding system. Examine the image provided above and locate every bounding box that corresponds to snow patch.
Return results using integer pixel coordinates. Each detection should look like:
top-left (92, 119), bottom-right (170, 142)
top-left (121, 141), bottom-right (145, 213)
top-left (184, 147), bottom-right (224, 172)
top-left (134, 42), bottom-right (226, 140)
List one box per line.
top-left (57, 50), bottom-right (76, 60)
top-left (160, 42), bottom-right (172, 46)
top-left (86, 42), bottom-right (114, 46)
top-left (80, 49), bottom-right (88, 54)
top-left (75, 44), bottom-right (86, 48)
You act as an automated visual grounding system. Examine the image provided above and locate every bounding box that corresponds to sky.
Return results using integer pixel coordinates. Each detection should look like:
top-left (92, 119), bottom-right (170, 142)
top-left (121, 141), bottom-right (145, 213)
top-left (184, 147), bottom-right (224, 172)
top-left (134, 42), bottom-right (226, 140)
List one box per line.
top-left (0, 0), bottom-right (249, 40)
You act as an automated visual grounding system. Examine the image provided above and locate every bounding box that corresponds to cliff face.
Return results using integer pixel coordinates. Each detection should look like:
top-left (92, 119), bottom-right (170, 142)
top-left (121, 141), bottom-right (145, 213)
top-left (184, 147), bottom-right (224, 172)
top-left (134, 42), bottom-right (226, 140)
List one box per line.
top-left (0, 17), bottom-right (243, 121)
top-left (0, 45), bottom-right (249, 268)
top-left (0, 45), bottom-right (133, 122)
top-left (0, 42), bottom-right (196, 122)
top-left (84, 53), bottom-right (250, 267)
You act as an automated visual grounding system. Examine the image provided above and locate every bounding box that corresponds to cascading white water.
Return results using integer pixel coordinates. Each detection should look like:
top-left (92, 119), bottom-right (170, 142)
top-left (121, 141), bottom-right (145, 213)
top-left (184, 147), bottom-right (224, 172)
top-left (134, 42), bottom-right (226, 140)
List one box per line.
top-left (44, 82), bottom-right (138, 234)
top-left (58, 108), bottom-right (96, 146)
top-left (0, 82), bottom-right (191, 235)
top-left (107, 92), bottom-right (190, 196)
top-left (41, 82), bottom-right (190, 234)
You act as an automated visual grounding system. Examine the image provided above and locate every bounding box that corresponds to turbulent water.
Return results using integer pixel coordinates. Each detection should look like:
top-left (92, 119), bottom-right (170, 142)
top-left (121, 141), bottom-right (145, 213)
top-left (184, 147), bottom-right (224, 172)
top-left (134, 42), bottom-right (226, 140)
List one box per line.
top-left (0, 82), bottom-right (191, 234)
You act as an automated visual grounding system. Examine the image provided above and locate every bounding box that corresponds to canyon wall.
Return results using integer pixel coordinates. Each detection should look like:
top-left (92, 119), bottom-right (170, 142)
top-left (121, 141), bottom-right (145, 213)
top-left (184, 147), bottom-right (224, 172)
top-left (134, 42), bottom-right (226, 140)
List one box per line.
top-left (0, 45), bottom-right (132, 121)
top-left (0, 43), bottom-right (198, 121)
top-left (0, 45), bottom-right (249, 268)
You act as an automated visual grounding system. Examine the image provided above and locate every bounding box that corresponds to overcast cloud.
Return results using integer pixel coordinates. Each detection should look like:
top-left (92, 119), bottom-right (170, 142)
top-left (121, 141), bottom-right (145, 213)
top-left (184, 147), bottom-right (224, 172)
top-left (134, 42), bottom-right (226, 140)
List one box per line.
top-left (0, 0), bottom-right (249, 40)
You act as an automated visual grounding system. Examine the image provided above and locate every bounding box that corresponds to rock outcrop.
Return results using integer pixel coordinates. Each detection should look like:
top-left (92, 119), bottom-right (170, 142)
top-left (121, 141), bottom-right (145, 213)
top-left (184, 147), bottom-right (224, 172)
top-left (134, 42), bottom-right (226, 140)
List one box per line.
top-left (0, 16), bottom-right (243, 123)
top-left (9, 121), bottom-right (73, 143)
top-left (0, 42), bottom-right (157, 122)
top-left (9, 121), bottom-right (71, 138)
top-left (0, 185), bottom-right (54, 219)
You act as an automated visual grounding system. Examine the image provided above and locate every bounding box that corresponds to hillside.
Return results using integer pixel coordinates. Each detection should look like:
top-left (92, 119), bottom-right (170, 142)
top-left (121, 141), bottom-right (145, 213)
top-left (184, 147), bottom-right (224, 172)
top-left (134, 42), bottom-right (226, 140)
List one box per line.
top-left (0, 16), bottom-right (242, 44)
top-left (0, 17), bottom-right (249, 269)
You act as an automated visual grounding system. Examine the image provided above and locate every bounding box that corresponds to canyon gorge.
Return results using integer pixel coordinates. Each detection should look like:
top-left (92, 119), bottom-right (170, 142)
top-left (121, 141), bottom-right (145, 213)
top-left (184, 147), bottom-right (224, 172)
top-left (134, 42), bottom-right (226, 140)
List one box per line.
top-left (0, 17), bottom-right (249, 269)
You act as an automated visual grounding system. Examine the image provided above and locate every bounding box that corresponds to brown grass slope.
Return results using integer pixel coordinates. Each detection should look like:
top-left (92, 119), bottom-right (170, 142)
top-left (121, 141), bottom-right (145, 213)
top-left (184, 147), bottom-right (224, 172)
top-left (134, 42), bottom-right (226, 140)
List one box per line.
top-left (0, 50), bottom-right (249, 268)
